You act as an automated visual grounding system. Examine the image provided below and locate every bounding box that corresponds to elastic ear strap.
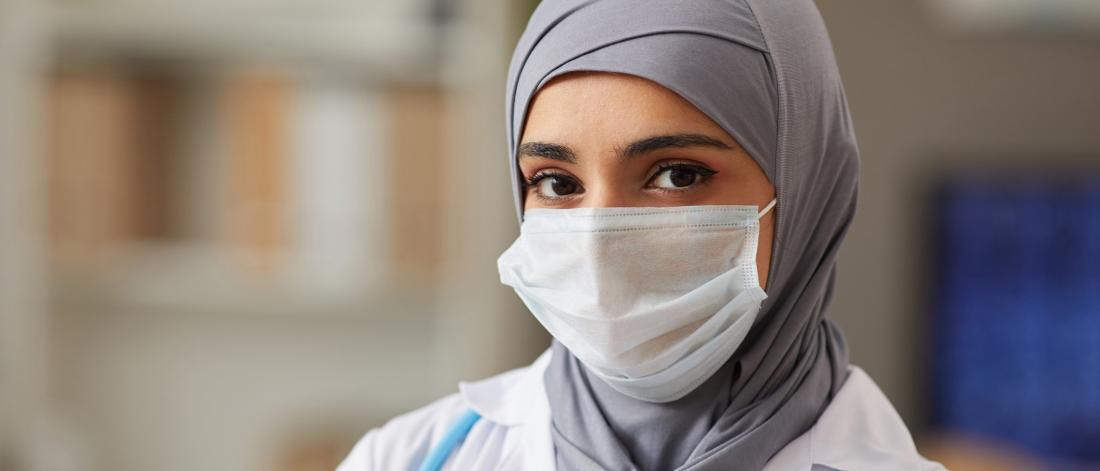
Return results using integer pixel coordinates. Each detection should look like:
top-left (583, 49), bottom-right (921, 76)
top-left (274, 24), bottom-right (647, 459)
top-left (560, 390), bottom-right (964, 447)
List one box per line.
top-left (758, 198), bottom-right (778, 218)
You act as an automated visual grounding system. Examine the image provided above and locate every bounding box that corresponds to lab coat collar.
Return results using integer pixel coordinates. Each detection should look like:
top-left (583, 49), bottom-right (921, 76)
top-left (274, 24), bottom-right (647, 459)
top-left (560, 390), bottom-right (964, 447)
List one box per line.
top-left (809, 366), bottom-right (928, 470)
top-left (459, 348), bottom-right (556, 471)
top-left (458, 347), bottom-right (553, 427)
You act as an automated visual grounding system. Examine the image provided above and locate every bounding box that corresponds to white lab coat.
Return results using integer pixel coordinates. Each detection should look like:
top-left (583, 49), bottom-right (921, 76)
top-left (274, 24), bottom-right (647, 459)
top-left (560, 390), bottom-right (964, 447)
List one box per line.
top-left (337, 348), bottom-right (947, 471)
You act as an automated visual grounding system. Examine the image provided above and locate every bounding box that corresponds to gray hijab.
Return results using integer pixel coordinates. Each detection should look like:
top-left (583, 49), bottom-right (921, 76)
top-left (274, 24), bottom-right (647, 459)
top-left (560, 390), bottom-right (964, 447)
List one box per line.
top-left (504, 0), bottom-right (859, 469)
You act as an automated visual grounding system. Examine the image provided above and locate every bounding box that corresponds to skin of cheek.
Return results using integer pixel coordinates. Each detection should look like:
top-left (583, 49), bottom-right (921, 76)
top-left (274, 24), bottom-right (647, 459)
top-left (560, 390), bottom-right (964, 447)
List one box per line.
top-left (519, 71), bottom-right (777, 290)
top-left (757, 209), bottom-right (774, 291)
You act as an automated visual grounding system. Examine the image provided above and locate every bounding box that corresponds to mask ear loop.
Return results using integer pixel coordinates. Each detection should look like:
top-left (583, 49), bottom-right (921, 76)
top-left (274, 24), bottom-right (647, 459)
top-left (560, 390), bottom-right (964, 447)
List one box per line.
top-left (758, 198), bottom-right (778, 219)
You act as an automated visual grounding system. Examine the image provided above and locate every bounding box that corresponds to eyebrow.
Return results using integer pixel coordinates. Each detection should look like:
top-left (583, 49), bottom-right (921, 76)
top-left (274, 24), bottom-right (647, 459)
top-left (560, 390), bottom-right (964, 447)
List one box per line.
top-left (517, 141), bottom-right (576, 163)
top-left (619, 133), bottom-right (732, 159)
top-left (518, 133), bottom-right (732, 163)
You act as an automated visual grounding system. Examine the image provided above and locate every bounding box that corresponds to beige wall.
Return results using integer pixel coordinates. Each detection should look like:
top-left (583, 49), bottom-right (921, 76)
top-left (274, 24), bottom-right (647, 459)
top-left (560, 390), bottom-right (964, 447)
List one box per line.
top-left (817, 0), bottom-right (1100, 432)
top-left (0, 0), bottom-right (50, 469)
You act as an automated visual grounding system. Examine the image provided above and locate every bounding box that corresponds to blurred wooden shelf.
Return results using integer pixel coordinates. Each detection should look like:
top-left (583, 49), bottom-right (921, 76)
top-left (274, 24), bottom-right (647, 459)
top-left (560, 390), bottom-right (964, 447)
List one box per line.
top-left (926, 0), bottom-right (1100, 36)
top-left (47, 2), bottom-right (444, 75)
top-left (50, 242), bottom-right (436, 319)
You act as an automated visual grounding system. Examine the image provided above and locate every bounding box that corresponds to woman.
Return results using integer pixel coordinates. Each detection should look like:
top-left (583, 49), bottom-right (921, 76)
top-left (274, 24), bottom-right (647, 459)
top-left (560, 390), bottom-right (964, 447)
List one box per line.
top-left (339, 0), bottom-right (946, 469)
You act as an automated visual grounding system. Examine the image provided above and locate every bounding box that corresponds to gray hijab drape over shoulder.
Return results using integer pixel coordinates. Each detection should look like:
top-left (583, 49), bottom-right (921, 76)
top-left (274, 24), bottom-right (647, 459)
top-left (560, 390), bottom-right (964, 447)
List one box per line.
top-left (504, 0), bottom-right (860, 469)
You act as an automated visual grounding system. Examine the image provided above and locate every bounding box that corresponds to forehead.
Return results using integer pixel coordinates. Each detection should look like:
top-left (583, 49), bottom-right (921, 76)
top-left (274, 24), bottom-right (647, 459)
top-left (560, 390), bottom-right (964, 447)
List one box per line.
top-left (520, 72), bottom-right (733, 147)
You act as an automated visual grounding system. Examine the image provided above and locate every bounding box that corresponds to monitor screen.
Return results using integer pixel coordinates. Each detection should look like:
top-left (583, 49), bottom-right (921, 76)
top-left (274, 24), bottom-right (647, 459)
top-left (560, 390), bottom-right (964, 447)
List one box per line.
top-left (931, 174), bottom-right (1100, 467)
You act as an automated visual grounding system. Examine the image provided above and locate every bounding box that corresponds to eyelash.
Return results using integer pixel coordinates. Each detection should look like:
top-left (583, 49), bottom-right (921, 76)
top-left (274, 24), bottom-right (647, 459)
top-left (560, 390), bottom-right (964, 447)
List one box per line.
top-left (647, 162), bottom-right (718, 191)
top-left (523, 161), bottom-right (719, 201)
top-left (524, 170), bottom-right (576, 201)
top-left (525, 171), bottom-right (559, 187)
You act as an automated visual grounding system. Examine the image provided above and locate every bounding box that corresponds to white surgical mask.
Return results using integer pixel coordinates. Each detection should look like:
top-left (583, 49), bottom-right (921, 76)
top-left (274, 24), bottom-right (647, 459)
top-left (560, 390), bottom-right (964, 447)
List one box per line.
top-left (497, 200), bottom-right (776, 403)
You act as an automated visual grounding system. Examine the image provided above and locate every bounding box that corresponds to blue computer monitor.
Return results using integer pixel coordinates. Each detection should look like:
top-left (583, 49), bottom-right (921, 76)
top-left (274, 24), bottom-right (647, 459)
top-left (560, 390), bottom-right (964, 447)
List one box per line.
top-left (931, 174), bottom-right (1100, 466)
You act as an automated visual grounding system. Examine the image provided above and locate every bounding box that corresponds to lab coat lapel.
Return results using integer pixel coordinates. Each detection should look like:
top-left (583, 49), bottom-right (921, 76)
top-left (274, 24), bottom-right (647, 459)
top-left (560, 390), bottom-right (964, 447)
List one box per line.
top-left (461, 348), bottom-right (556, 471)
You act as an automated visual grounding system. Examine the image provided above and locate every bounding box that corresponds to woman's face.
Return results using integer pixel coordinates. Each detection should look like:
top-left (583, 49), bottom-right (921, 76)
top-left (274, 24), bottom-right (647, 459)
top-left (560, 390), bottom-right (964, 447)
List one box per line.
top-left (518, 71), bottom-right (777, 288)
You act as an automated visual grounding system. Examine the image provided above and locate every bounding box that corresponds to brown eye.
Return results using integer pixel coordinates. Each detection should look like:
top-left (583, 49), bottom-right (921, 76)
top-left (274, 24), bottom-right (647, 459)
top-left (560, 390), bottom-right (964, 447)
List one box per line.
top-left (649, 164), bottom-right (717, 189)
top-left (533, 174), bottom-right (581, 198)
top-left (669, 168), bottom-right (697, 187)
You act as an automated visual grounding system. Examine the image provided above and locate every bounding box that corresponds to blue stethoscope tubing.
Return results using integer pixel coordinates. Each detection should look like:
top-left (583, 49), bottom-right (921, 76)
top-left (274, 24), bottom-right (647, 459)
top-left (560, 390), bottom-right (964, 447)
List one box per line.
top-left (416, 409), bottom-right (482, 471)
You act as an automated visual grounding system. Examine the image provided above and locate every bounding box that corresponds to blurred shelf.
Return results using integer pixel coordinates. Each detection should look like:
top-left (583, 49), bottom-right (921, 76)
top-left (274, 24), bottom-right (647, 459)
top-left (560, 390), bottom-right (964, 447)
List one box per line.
top-left (50, 242), bottom-right (435, 318)
top-left (927, 0), bottom-right (1100, 36)
top-left (46, 2), bottom-right (445, 75)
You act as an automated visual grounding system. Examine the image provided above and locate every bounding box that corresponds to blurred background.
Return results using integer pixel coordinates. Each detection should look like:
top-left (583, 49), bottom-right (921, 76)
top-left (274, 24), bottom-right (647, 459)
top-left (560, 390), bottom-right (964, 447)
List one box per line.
top-left (0, 0), bottom-right (1097, 470)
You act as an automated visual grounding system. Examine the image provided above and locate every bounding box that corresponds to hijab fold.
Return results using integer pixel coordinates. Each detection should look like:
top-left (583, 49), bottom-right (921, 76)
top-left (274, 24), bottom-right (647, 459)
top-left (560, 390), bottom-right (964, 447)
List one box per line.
top-left (505, 1), bottom-right (861, 469)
